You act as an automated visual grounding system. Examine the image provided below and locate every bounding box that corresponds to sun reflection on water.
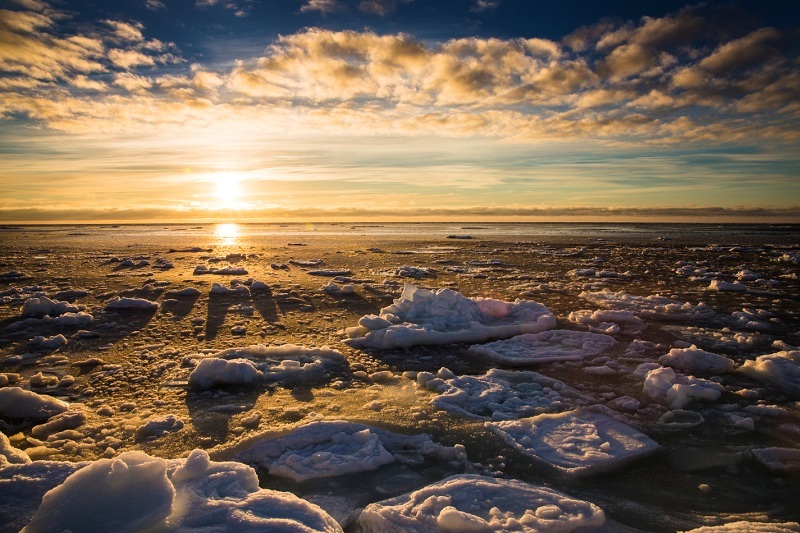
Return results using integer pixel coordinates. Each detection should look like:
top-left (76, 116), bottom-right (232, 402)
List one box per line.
top-left (215, 223), bottom-right (239, 245)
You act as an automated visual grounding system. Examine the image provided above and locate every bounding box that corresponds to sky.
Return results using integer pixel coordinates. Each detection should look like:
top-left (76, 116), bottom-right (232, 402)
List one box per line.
top-left (1, 0), bottom-right (799, 223)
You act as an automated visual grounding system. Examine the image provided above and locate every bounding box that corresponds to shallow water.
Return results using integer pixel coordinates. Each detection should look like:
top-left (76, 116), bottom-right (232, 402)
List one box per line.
top-left (1, 223), bottom-right (799, 531)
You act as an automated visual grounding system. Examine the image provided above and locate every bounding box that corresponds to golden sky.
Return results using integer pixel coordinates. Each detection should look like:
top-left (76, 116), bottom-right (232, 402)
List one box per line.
top-left (1, 0), bottom-right (799, 222)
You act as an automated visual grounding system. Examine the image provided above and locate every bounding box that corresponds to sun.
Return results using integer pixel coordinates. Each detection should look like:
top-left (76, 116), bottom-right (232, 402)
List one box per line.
top-left (209, 172), bottom-right (246, 210)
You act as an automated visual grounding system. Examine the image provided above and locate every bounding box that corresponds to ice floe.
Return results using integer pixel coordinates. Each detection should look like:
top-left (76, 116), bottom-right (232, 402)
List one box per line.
top-left (103, 297), bottom-right (159, 311)
top-left (658, 345), bottom-right (734, 375)
top-left (487, 408), bottom-right (659, 477)
top-left (356, 474), bottom-right (606, 532)
top-left (421, 368), bottom-right (592, 421)
top-left (0, 387), bottom-right (69, 420)
top-left (708, 279), bottom-right (747, 292)
top-left (186, 343), bottom-right (346, 389)
top-left (737, 350), bottom-right (800, 397)
top-left (232, 420), bottom-right (466, 482)
top-left (466, 330), bottom-right (616, 365)
top-left (683, 522), bottom-right (800, 532)
top-left (188, 358), bottom-right (264, 389)
top-left (20, 297), bottom-right (79, 319)
top-left (193, 265), bottom-right (249, 275)
top-left (14, 449), bottom-right (343, 533)
top-left (345, 284), bottom-right (556, 349)
top-left (639, 365), bottom-right (724, 409)
top-left (580, 289), bottom-right (713, 321)
top-left (567, 309), bottom-right (646, 335)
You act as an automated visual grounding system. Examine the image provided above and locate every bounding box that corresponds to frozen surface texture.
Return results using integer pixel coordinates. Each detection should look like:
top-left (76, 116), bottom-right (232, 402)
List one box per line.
top-left (487, 409), bottom-right (659, 477)
top-left (467, 330), bottom-right (616, 365)
top-left (345, 284), bottom-right (556, 349)
top-left (357, 474), bottom-right (606, 532)
top-left (232, 420), bottom-right (466, 482)
top-left (423, 368), bottom-right (593, 421)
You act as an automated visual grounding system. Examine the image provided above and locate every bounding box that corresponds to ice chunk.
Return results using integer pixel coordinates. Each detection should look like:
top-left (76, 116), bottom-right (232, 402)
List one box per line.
top-left (322, 281), bottom-right (355, 294)
top-left (708, 279), bottom-right (747, 292)
top-left (580, 289), bottom-right (713, 321)
top-left (429, 368), bottom-right (593, 421)
top-left (24, 451), bottom-right (175, 533)
top-left (658, 345), bottom-right (734, 374)
top-left (487, 409), bottom-right (659, 477)
top-left (210, 282), bottom-right (250, 295)
top-left (21, 296), bottom-right (78, 319)
top-left (683, 521), bottom-right (800, 532)
top-left (103, 297), bottom-right (158, 311)
top-left (0, 432), bottom-right (31, 466)
top-left (233, 420), bottom-right (465, 482)
top-left (737, 350), bottom-right (800, 397)
top-left (346, 284), bottom-right (556, 349)
top-left (193, 343), bottom-right (346, 384)
top-left (642, 366), bottom-right (724, 409)
top-left (193, 265), bottom-right (249, 275)
top-left (751, 447), bottom-right (800, 473)
top-left (0, 387), bottom-right (68, 419)
top-left (357, 474), bottom-right (605, 532)
top-left (4, 312), bottom-right (93, 332)
top-left (268, 429), bottom-right (394, 482)
top-left (135, 414), bottom-right (184, 441)
top-left (13, 450), bottom-right (343, 533)
top-left (467, 330), bottom-right (616, 365)
top-left (188, 358), bottom-right (264, 389)
top-left (567, 309), bottom-right (646, 335)
top-left (167, 449), bottom-right (342, 532)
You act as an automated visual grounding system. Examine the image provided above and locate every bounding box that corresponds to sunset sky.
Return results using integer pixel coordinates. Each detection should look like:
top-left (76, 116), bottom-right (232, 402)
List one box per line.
top-left (1, 0), bottom-right (799, 222)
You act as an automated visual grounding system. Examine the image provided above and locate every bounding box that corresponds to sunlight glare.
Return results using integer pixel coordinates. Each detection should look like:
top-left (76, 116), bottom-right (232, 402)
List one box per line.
top-left (210, 172), bottom-right (246, 210)
top-left (215, 223), bottom-right (239, 245)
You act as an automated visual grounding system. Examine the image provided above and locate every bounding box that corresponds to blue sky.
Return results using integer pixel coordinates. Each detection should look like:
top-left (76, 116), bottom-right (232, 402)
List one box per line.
top-left (1, 0), bottom-right (798, 222)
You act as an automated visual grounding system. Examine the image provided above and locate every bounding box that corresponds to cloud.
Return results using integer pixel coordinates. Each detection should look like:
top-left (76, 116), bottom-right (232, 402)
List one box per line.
top-left (699, 27), bottom-right (783, 74)
top-left (71, 74), bottom-right (107, 91)
top-left (1, 204), bottom-right (797, 223)
top-left (104, 20), bottom-right (144, 42)
top-left (0, 9), bottom-right (105, 81)
top-left (108, 48), bottom-right (155, 69)
top-left (300, 0), bottom-right (343, 14)
top-left (145, 0), bottom-right (165, 9)
top-left (195, 0), bottom-right (252, 16)
top-left (1, 3), bottom-right (799, 148)
top-left (358, 0), bottom-right (410, 17)
top-left (114, 72), bottom-right (153, 92)
top-left (471, 0), bottom-right (498, 12)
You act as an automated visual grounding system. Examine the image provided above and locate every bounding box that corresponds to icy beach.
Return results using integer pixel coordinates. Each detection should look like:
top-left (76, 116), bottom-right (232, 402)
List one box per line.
top-left (0, 222), bottom-right (799, 532)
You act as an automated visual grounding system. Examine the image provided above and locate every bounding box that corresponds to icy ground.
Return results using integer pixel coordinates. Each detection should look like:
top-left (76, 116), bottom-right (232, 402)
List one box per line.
top-left (0, 224), bottom-right (799, 532)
